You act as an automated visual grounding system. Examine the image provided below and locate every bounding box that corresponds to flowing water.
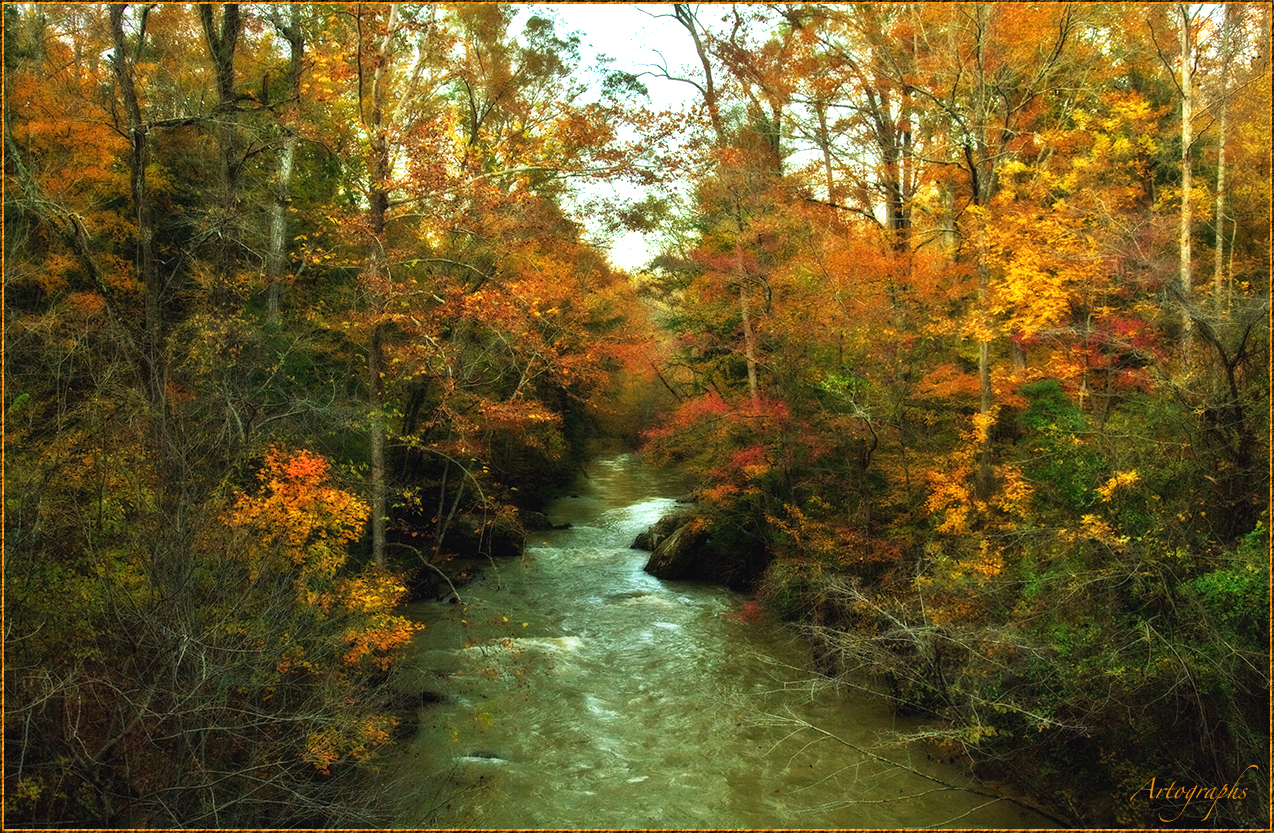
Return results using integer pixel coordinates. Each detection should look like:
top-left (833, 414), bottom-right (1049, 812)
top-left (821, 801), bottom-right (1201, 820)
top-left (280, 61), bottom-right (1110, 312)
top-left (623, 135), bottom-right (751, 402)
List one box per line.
top-left (391, 452), bottom-right (1051, 829)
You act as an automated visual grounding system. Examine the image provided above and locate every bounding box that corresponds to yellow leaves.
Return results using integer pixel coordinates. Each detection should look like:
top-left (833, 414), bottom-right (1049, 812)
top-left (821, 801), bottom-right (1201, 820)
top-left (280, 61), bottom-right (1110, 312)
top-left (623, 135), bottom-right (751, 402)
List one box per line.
top-left (1079, 514), bottom-right (1113, 538)
top-left (302, 714), bottom-right (395, 774)
top-left (768, 501), bottom-right (898, 570)
top-left (229, 446), bottom-right (369, 581)
top-left (999, 159), bottom-right (1030, 178)
top-left (969, 541), bottom-right (1006, 578)
top-left (319, 571), bottom-right (422, 669)
top-left (992, 463), bottom-right (1035, 520)
top-left (924, 406), bottom-right (1032, 536)
top-left (303, 730), bottom-right (341, 774)
top-left (1057, 513), bottom-right (1131, 552)
top-left (970, 409), bottom-right (997, 444)
top-left (1096, 469), bottom-right (1139, 502)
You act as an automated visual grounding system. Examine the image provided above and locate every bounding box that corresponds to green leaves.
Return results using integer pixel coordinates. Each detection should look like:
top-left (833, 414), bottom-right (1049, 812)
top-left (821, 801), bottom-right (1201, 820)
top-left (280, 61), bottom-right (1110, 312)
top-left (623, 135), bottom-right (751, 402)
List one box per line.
top-left (1187, 524), bottom-right (1270, 646)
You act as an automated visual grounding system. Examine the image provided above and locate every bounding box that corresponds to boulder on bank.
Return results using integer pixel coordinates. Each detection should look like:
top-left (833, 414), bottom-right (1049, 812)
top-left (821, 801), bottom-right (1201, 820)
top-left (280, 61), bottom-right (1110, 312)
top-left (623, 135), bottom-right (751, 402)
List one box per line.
top-left (447, 512), bottom-right (525, 558)
top-left (642, 519), bottom-right (744, 583)
top-left (631, 512), bottom-right (689, 550)
top-left (522, 510), bottom-right (555, 531)
top-left (644, 523), bottom-right (700, 579)
top-left (384, 690), bottom-right (456, 741)
top-left (521, 510), bottom-right (570, 531)
top-left (402, 558), bottom-right (481, 602)
top-left (639, 510), bottom-right (769, 589)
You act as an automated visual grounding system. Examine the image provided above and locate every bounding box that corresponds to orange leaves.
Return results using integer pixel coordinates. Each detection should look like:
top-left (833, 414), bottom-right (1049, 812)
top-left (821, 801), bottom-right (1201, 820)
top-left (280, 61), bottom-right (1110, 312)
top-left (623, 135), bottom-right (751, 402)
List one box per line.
top-left (229, 446), bottom-right (368, 580)
top-left (477, 398), bottom-right (561, 432)
top-left (280, 448), bottom-right (330, 484)
top-left (726, 445), bottom-right (773, 482)
top-left (916, 363), bottom-right (982, 402)
top-left (644, 391), bottom-right (788, 472)
top-left (230, 447), bottom-right (420, 675)
top-left (327, 572), bottom-right (421, 669)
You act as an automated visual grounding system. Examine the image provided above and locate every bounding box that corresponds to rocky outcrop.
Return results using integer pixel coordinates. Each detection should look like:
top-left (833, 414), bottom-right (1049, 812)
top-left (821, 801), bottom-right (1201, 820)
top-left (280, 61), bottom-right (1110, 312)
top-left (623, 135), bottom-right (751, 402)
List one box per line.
top-left (447, 512), bottom-right (525, 558)
top-left (383, 690), bottom-right (450, 741)
top-left (398, 512), bottom-right (524, 601)
top-left (631, 512), bottom-right (688, 550)
top-left (521, 510), bottom-right (572, 531)
top-left (637, 510), bottom-right (769, 589)
top-left (403, 561), bottom-right (479, 603)
top-left (642, 522), bottom-right (710, 581)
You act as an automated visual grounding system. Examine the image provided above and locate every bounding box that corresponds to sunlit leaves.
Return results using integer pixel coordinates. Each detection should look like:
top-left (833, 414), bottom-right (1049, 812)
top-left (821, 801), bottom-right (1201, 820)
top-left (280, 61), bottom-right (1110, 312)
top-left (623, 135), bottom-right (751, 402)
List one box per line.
top-left (228, 446), bottom-right (420, 673)
top-left (229, 446), bottom-right (368, 581)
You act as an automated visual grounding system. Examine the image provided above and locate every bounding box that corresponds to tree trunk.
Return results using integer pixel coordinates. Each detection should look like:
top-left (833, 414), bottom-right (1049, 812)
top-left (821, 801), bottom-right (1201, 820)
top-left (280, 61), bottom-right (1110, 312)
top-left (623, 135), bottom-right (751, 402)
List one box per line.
top-left (816, 100), bottom-right (836, 203)
top-left (971, 4), bottom-right (995, 502)
top-left (109, 7), bottom-right (168, 452)
top-left (361, 3), bottom-right (400, 570)
top-left (1213, 3), bottom-right (1236, 310)
top-left (673, 3), bottom-right (725, 145)
top-left (267, 136), bottom-right (296, 322)
top-left (740, 281), bottom-right (760, 407)
top-left (975, 225), bottom-right (994, 501)
top-left (198, 3), bottom-right (242, 310)
top-left (369, 325), bottom-right (387, 569)
top-left (1178, 3), bottom-right (1194, 355)
top-left (266, 4), bottom-right (304, 324)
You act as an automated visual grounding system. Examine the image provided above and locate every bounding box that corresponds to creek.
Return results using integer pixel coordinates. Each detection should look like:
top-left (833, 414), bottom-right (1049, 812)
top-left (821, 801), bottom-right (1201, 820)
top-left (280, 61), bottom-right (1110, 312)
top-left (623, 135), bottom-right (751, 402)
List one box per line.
top-left (390, 451), bottom-right (1051, 828)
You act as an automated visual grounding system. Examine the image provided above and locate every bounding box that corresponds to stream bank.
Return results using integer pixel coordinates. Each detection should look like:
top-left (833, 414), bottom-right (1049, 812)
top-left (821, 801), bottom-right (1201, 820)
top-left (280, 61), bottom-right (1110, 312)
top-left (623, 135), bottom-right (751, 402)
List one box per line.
top-left (386, 452), bottom-right (1052, 828)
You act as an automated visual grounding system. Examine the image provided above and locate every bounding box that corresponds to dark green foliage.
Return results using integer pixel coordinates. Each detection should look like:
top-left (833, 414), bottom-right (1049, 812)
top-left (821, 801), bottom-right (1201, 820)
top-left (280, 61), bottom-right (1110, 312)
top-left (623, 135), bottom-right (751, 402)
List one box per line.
top-left (1017, 379), bottom-right (1106, 513)
top-left (1187, 524), bottom-right (1270, 648)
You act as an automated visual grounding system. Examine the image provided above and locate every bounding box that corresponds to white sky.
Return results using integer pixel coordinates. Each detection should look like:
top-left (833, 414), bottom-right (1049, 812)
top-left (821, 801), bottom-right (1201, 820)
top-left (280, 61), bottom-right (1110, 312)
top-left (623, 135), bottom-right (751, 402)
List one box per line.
top-left (543, 3), bottom-right (703, 111)
top-left (535, 3), bottom-right (707, 270)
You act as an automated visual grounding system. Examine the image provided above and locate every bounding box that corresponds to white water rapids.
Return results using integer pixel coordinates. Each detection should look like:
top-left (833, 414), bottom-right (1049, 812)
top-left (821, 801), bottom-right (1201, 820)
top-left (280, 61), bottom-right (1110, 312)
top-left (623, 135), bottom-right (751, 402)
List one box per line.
top-left (389, 452), bottom-right (1050, 828)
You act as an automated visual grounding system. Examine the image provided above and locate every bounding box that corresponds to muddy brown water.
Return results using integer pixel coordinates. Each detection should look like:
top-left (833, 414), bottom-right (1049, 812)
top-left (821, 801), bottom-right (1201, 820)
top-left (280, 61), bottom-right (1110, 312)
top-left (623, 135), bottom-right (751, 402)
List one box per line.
top-left (390, 452), bottom-right (1052, 829)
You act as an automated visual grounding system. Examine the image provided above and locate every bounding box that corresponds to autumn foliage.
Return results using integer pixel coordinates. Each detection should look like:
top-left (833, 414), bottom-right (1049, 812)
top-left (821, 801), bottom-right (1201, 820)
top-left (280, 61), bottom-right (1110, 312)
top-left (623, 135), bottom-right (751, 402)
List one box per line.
top-left (4, 2), bottom-right (1269, 829)
top-left (637, 3), bottom-right (1269, 827)
top-left (3, 3), bottom-right (662, 826)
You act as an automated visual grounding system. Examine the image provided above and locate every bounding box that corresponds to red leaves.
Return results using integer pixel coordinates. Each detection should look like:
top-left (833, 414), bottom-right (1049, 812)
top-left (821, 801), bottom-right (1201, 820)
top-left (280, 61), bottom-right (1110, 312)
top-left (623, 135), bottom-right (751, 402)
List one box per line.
top-left (278, 448), bottom-right (331, 486)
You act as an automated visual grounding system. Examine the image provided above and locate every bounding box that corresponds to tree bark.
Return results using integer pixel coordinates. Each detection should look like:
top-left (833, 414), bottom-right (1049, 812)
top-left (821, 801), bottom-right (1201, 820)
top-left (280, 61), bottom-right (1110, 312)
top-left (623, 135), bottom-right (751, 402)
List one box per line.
top-left (673, 3), bottom-right (725, 145)
top-left (740, 280), bottom-right (760, 407)
top-left (361, 3), bottom-right (400, 570)
top-left (971, 5), bottom-right (995, 502)
top-left (975, 220), bottom-right (994, 501)
top-left (198, 3), bottom-right (243, 309)
top-left (1178, 3), bottom-right (1195, 355)
top-left (816, 100), bottom-right (836, 204)
top-left (109, 6), bottom-right (167, 434)
top-left (266, 4), bottom-right (304, 324)
top-left (1212, 3), bottom-right (1237, 310)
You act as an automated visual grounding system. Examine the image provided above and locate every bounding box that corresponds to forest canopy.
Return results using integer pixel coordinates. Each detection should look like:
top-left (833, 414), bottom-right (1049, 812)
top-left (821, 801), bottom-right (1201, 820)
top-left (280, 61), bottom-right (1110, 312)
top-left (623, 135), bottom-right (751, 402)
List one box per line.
top-left (4, 2), bottom-right (1270, 828)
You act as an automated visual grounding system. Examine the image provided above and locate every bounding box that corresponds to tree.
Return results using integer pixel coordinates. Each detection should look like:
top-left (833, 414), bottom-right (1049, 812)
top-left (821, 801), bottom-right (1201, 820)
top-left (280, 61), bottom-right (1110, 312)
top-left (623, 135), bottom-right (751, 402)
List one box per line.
top-left (264, 3), bottom-right (305, 324)
top-left (1174, 3), bottom-right (1200, 352)
top-left (910, 3), bottom-right (1080, 498)
top-left (197, 2), bottom-right (245, 308)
